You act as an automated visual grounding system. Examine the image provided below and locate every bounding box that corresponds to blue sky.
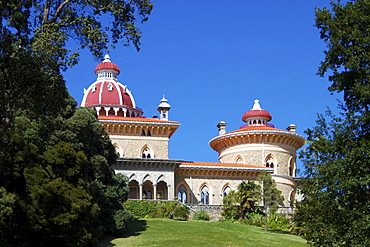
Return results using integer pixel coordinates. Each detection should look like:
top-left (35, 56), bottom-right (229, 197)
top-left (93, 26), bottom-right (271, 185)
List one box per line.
top-left (64, 0), bottom-right (340, 175)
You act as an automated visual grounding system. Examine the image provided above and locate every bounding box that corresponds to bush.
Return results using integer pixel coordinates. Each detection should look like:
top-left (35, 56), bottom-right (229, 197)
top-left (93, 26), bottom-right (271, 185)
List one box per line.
top-left (124, 200), bottom-right (154, 218)
top-left (193, 211), bottom-right (210, 221)
top-left (267, 213), bottom-right (290, 232)
top-left (123, 200), bottom-right (185, 219)
top-left (173, 205), bottom-right (189, 220)
top-left (242, 213), bottom-right (291, 232)
top-left (114, 209), bottom-right (134, 230)
top-left (243, 213), bottom-right (265, 227)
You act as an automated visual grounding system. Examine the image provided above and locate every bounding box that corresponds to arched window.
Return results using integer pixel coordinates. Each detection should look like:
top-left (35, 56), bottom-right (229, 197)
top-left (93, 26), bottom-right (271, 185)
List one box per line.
top-left (201, 186), bottom-right (209, 205)
top-left (177, 185), bottom-right (187, 204)
top-left (142, 147), bottom-right (152, 158)
top-left (147, 130), bottom-right (151, 136)
top-left (141, 130), bottom-right (145, 136)
top-left (265, 154), bottom-right (275, 169)
top-left (223, 186), bottom-right (231, 197)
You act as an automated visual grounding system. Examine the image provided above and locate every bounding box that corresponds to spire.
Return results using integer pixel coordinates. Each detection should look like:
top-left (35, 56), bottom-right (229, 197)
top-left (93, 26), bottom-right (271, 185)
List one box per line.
top-left (252, 99), bottom-right (262, 110)
top-left (103, 54), bottom-right (111, 62)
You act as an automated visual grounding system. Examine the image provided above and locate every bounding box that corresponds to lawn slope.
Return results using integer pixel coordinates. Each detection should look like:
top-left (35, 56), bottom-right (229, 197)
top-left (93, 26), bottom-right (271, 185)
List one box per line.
top-left (95, 218), bottom-right (308, 247)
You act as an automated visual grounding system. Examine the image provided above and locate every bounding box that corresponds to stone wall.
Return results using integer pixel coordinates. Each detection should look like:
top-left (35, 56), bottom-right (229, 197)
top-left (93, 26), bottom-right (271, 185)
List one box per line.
top-left (111, 136), bottom-right (169, 159)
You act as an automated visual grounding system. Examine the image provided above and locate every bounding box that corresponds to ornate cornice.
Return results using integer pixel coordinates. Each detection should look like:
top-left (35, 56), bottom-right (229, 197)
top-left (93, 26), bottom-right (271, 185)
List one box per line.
top-left (209, 129), bottom-right (305, 153)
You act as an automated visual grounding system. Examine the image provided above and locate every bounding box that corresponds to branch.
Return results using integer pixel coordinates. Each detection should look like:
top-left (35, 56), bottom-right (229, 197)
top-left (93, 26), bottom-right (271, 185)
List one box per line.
top-left (0, 117), bottom-right (11, 139)
top-left (42, 0), bottom-right (51, 27)
top-left (52, 0), bottom-right (71, 22)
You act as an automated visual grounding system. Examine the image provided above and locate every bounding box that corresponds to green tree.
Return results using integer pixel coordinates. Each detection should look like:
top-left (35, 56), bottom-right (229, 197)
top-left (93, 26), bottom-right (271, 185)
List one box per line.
top-left (295, 1), bottom-right (370, 246)
top-left (257, 171), bottom-right (284, 231)
top-left (0, 0), bottom-right (153, 137)
top-left (222, 180), bottom-right (261, 221)
top-left (237, 180), bottom-right (261, 218)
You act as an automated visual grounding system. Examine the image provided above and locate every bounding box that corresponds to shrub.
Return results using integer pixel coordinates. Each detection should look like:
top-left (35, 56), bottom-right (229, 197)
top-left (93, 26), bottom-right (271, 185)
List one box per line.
top-left (123, 200), bottom-right (184, 219)
top-left (124, 200), bottom-right (154, 218)
top-left (243, 213), bottom-right (291, 232)
top-left (267, 213), bottom-right (290, 232)
top-left (193, 211), bottom-right (210, 221)
top-left (173, 205), bottom-right (189, 220)
top-left (243, 213), bottom-right (265, 227)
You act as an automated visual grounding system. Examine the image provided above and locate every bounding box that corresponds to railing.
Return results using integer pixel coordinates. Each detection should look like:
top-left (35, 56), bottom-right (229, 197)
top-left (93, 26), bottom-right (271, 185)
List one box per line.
top-left (186, 204), bottom-right (223, 213)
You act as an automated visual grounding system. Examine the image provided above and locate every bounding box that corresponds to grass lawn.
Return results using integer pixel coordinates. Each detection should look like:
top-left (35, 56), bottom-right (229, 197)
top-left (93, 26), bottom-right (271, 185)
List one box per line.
top-left (94, 218), bottom-right (308, 247)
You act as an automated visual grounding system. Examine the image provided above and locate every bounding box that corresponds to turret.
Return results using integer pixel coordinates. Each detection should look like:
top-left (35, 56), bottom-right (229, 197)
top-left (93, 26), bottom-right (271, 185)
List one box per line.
top-left (157, 95), bottom-right (171, 120)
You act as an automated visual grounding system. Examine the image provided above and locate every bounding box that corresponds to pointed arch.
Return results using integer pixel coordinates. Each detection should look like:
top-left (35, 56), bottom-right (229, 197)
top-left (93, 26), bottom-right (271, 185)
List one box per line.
top-left (176, 181), bottom-right (191, 204)
top-left (221, 183), bottom-right (232, 197)
top-left (141, 145), bottom-right (153, 158)
top-left (235, 155), bottom-right (244, 164)
top-left (265, 153), bottom-right (275, 169)
top-left (142, 174), bottom-right (153, 184)
top-left (199, 183), bottom-right (211, 205)
top-left (156, 174), bottom-right (167, 184)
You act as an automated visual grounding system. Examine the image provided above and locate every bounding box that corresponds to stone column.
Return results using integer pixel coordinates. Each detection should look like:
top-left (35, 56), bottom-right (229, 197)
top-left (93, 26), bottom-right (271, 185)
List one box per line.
top-left (104, 107), bottom-right (110, 116)
top-left (153, 184), bottom-right (157, 200)
top-left (139, 183), bottom-right (143, 200)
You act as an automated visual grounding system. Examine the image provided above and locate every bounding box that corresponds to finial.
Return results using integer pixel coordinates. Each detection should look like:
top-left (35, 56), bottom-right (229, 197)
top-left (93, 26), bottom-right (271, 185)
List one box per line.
top-left (161, 95), bottom-right (168, 102)
top-left (103, 54), bottom-right (111, 62)
top-left (252, 99), bottom-right (262, 110)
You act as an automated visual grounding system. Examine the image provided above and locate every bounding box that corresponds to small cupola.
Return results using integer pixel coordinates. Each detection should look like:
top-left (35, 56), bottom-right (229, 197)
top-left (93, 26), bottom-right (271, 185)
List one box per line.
top-left (242, 99), bottom-right (272, 126)
top-left (157, 95), bottom-right (171, 120)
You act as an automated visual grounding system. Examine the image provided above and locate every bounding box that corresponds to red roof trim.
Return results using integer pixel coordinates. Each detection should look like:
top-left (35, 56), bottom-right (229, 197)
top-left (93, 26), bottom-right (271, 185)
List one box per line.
top-left (98, 115), bottom-right (180, 124)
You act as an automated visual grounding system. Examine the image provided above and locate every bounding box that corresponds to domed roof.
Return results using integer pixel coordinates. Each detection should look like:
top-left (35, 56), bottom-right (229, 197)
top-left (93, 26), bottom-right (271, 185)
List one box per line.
top-left (81, 81), bottom-right (135, 107)
top-left (242, 99), bottom-right (272, 122)
top-left (94, 54), bottom-right (120, 75)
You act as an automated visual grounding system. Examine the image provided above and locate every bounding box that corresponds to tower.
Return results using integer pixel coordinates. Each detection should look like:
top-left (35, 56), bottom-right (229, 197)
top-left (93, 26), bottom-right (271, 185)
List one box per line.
top-left (157, 95), bottom-right (171, 121)
top-left (209, 99), bottom-right (305, 206)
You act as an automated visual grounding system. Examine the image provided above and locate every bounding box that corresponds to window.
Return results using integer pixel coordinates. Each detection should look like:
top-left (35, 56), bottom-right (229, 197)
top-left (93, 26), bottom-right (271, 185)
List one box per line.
top-left (178, 185), bottom-right (187, 204)
top-left (147, 130), bottom-right (151, 136)
top-left (223, 186), bottom-right (231, 197)
top-left (107, 83), bottom-right (113, 91)
top-left (265, 154), bottom-right (275, 169)
top-left (201, 186), bottom-right (209, 205)
top-left (142, 147), bottom-right (151, 158)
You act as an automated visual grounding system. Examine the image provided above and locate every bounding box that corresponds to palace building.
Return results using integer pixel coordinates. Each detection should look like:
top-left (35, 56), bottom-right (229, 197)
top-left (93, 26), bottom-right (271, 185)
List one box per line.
top-left (81, 55), bottom-right (305, 209)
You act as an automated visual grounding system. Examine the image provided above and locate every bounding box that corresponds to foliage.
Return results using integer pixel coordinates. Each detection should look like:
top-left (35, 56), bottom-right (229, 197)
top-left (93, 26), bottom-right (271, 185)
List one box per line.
top-left (222, 180), bottom-right (261, 221)
top-left (315, 0), bottom-right (370, 114)
top-left (257, 171), bottom-right (284, 215)
top-left (0, 1), bottom-right (153, 246)
top-left (193, 210), bottom-right (210, 221)
top-left (242, 212), bottom-right (291, 232)
top-left (0, 102), bottom-right (132, 246)
top-left (124, 200), bottom-right (185, 219)
top-left (294, 1), bottom-right (370, 246)
top-left (0, 0), bottom-right (153, 137)
top-left (173, 205), bottom-right (189, 220)
top-left (296, 109), bottom-right (370, 246)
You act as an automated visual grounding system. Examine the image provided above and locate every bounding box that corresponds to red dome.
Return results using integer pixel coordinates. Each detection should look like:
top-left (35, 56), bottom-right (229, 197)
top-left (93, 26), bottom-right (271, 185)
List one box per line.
top-left (242, 109), bottom-right (272, 122)
top-left (82, 81), bottom-right (134, 107)
top-left (94, 61), bottom-right (120, 75)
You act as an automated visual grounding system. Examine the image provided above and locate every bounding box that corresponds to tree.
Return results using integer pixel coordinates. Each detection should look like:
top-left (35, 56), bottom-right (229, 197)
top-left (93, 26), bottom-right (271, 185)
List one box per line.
top-left (0, 100), bottom-right (134, 246)
top-left (295, 1), bottom-right (370, 245)
top-left (315, 0), bottom-right (370, 115)
top-left (237, 180), bottom-right (261, 218)
top-left (0, 0), bottom-right (153, 137)
top-left (0, 1), bottom-right (152, 245)
top-left (222, 180), bottom-right (261, 221)
top-left (257, 171), bottom-right (284, 231)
